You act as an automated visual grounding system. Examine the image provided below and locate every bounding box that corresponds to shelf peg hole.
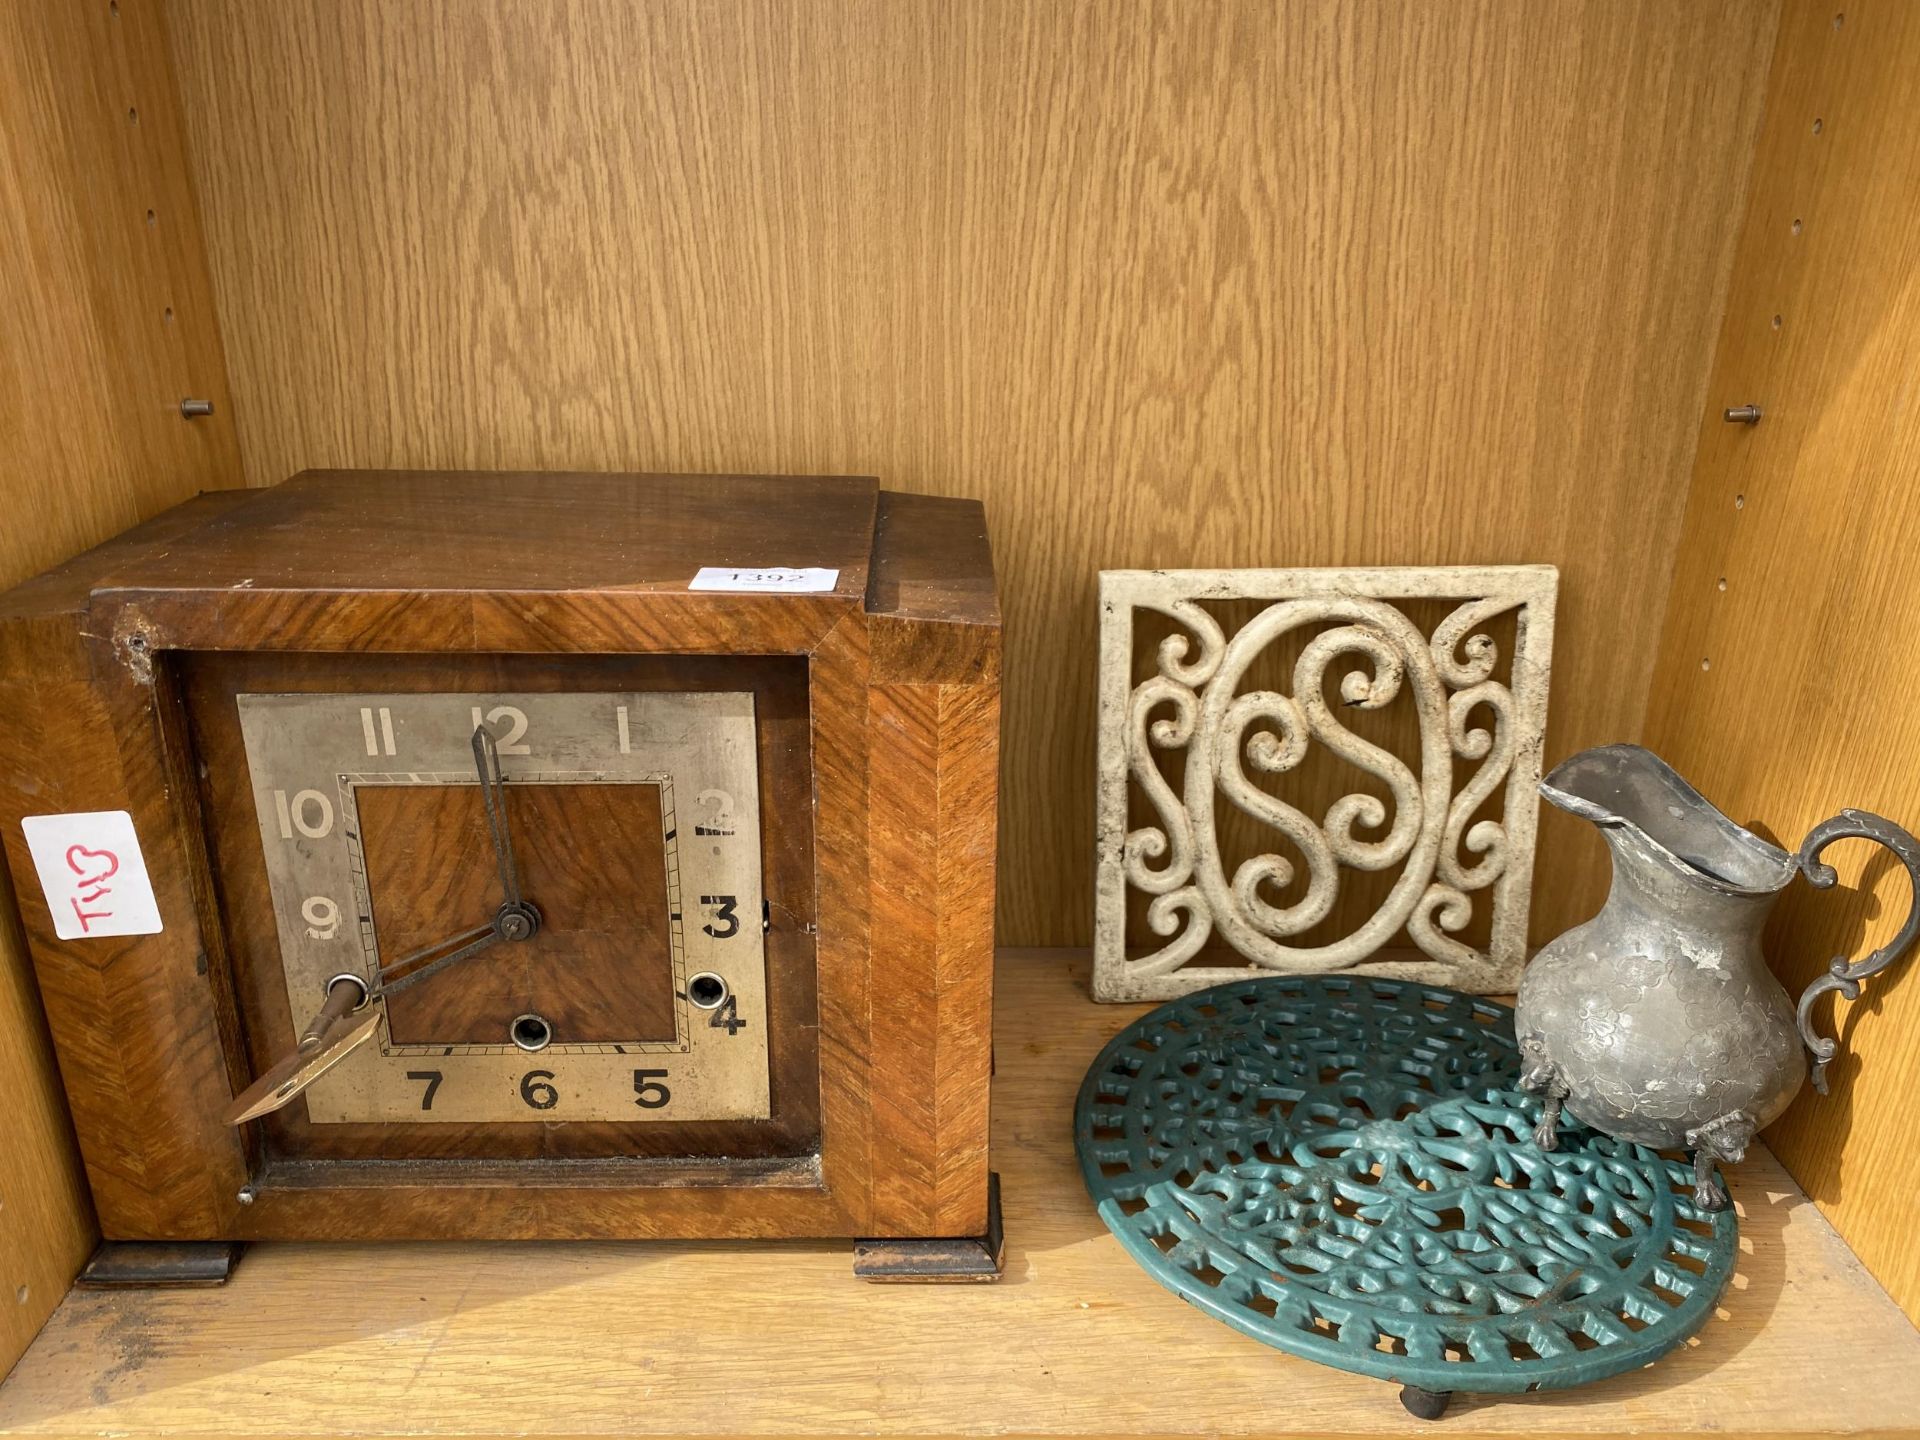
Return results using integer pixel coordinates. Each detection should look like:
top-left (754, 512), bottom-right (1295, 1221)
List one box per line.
top-left (1834, 12), bottom-right (1844, 28)
top-left (13, 1285), bottom-right (25, 1305)
top-left (1735, 493), bottom-right (1746, 510)
top-left (1700, 658), bottom-right (1711, 673)
top-left (1812, 118), bottom-right (1823, 135)
top-left (127, 107), bottom-right (138, 125)
top-left (1772, 314), bottom-right (1782, 330)
top-left (1791, 218), bottom-right (1803, 236)
top-left (1717, 577), bottom-right (1728, 592)
top-left (163, 306), bottom-right (174, 324)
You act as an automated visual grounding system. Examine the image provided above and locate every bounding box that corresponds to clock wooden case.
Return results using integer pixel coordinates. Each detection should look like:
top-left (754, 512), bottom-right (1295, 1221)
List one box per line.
top-left (0, 470), bottom-right (1001, 1278)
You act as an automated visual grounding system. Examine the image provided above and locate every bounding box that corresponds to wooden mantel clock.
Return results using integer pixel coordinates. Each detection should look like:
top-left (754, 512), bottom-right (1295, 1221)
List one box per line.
top-left (0, 471), bottom-right (1001, 1282)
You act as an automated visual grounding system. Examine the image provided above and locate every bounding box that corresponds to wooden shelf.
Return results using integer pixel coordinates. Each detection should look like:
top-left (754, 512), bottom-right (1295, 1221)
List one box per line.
top-left (4, 951), bottom-right (1918, 1438)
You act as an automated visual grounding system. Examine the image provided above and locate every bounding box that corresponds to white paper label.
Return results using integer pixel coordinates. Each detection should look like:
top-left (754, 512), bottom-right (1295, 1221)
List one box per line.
top-left (21, 810), bottom-right (164, 939)
top-left (688, 566), bottom-right (840, 594)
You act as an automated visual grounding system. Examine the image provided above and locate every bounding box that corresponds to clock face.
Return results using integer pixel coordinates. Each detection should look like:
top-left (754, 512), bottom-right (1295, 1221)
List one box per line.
top-left (235, 689), bottom-right (771, 1125)
top-left (179, 649), bottom-right (820, 1171)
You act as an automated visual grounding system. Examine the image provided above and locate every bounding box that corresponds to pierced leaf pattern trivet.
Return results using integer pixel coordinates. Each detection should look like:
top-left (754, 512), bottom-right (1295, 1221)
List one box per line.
top-left (1074, 975), bottom-right (1738, 1411)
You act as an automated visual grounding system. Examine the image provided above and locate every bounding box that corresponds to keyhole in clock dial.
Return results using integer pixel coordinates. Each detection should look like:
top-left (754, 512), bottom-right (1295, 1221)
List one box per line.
top-left (510, 1013), bottom-right (553, 1052)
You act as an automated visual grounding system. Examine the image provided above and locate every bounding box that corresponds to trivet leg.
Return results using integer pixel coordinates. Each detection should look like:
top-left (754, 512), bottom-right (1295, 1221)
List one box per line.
top-left (1399, 1385), bottom-right (1453, 1420)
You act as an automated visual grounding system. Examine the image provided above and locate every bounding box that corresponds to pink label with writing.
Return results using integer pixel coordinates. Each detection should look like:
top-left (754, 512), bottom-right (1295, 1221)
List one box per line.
top-left (21, 810), bottom-right (163, 939)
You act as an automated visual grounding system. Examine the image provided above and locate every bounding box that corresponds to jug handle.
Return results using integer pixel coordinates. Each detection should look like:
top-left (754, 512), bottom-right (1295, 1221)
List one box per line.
top-left (1794, 809), bottom-right (1920, 1094)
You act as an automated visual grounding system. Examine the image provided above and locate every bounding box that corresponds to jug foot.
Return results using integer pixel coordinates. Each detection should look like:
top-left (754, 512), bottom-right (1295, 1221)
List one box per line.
top-left (1691, 1168), bottom-right (1729, 1212)
top-left (1533, 1110), bottom-right (1559, 1152)
top-left (1516, 1036), bottom-right (1566, 1151)
top-left (1528, 1090), bottom-right (1574, 1159)
top-left (1685, 1110), bottom-right (1756, 1213)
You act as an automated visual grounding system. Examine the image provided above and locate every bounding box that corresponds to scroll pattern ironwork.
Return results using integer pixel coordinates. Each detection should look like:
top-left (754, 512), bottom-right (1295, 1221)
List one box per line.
top-left (1095, 569), bottom-right (1556, 1001)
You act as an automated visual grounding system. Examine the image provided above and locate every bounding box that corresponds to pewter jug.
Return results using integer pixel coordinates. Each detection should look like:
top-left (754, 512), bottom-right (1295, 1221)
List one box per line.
top-left (1515, 744), bottom-right (1920, 1209)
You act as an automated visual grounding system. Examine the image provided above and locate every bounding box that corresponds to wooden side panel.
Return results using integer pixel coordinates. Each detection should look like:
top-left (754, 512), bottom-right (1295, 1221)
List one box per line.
top-left (864, 679), bottom-right (998, 1236)
top-left (867, 684), bottom-right (944, 1230)
top-left (866, 493), bottom-right (999, 1236)
top-left (0, 0), bottom-right (241, 1371)
top-left (932, 681), bottom-right (999, 1235)
top-left (1643, 1), bottom-right (1920, 1323)
top-left (167, 0), bottom-right (1778, 947)
top-left (0, 679), bottom-right (246, 1241)
top-left (807, 614), bottom-right (876, 1233)
top-left (0, 0), bottom-right (241, 580)
top-left (0, 846), bottom-right (85, 1374)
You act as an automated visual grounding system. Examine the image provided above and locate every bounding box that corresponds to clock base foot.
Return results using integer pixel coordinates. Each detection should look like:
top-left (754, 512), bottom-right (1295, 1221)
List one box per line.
top-left (852, 1172), bottom-right (1004, 1283)
top-left (75, 1241), bottom-right (244, 1289)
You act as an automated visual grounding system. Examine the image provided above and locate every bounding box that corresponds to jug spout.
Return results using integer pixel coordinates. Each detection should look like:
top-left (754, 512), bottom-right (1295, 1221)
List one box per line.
top-left (1542, 745), bottom-right (1798, 903)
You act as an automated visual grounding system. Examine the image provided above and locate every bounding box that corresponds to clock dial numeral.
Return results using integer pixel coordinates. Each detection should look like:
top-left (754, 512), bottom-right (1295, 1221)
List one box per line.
top-left (519, 1070), bottom-right (560, 1110)
top-left (359, 706), bottom-right (398, 757)
top-left (632, 1069), bottom-right (672, 1109)
top-left (406, 1069), bottom-right (444, 1110)
top-left (710, 995), bottom-right (744, 1036)
top-left (700, 894), bottom-right (739, 939)
top-left (694, 788), bottom-right (736, 836)
top-left (301, 895), bottom-right (341, 939)
top-left (272, 788), bottom-right (335, 840)
top-left (470, 704), bottom-right (530, 754)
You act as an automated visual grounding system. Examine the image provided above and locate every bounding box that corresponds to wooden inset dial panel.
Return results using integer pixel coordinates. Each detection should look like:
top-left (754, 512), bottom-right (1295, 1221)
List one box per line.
top-left (361, 782), bottom-right (677, 1047)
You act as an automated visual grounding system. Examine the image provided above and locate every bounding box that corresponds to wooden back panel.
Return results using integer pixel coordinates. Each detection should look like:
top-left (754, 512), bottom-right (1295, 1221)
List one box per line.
top-left (1644, 0), bottom-right (1920, 1324)
top-left (164, 0), bottom-right (1782, 948)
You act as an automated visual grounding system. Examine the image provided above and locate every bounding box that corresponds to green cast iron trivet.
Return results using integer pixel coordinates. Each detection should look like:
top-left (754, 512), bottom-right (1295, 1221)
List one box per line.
top-left (1073, 976), bottom-right (1739, 1419)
